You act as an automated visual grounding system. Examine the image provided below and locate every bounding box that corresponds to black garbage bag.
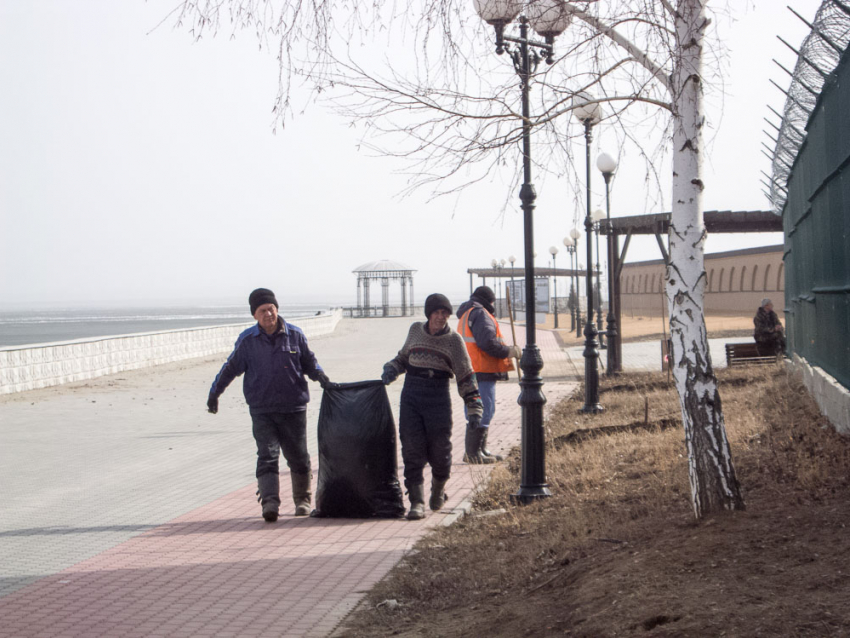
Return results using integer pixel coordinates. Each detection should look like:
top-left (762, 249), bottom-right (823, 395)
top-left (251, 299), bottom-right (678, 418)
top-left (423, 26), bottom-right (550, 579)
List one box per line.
top-left (312, 380), bottom-right (405, 518)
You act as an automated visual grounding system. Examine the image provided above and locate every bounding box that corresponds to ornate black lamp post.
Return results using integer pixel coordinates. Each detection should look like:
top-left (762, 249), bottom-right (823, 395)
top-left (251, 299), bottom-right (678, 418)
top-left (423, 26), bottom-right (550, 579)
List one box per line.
top-left (499, 258), bottom-right (507, 316)
top-left (572, 91), bottom-right (604, 413)
top-left (508, 254), bottom-right (517, 321)
top-left (562, 235), bottom-right (577, 331)
top-left (474, 0), bottom-right (571, 503)
top-left (597, 151), bottom-right (619, 375)
top-left (549, 245), bottom-right (559, 328)
top-left (491, 259), bottom-right (503, 317)
top-left (591, 207), bottom-right (606, 349)
top-left (569, 227), bottom-right (581, 337)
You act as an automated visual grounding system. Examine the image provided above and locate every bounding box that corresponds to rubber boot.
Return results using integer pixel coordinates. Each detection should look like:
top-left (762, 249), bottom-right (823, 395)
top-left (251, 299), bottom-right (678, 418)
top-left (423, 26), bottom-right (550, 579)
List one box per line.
top-left (481, 429), bottom-right (504, 462)
top-left (463, 426), bottom-right (494, 465)
top-left (429, 477), bottom-right (449, 511)
top-left (406, 483), bottom-right (426, 520)
top-left (291, 472), bottom-right (312, 517)
top-left (257, 473), bottom-right (280, 523)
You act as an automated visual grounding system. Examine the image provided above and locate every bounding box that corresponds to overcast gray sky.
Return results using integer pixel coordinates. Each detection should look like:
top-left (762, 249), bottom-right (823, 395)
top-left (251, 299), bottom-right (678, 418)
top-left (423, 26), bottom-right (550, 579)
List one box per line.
top-left (0, 0), bottom-right (821, 309)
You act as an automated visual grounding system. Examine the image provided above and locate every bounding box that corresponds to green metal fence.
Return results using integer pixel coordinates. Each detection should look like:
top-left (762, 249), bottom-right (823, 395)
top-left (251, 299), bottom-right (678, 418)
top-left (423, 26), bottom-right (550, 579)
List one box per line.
top-left (783, 49), bottom-right (850, 390)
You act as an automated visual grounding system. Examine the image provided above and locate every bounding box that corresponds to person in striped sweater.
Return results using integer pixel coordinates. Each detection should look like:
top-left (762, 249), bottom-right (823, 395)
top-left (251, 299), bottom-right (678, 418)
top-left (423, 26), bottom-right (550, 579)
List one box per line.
top-left (382, 293), bottom-right (483, 520)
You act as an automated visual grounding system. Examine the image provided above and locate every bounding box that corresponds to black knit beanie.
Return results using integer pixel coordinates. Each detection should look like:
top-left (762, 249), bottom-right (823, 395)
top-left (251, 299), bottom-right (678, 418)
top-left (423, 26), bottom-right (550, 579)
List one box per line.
top-left (472, 286), bottom-right (496, 304)
top-left (424, 293), bottom-right (453, 318)
top-left (249, 288), bottom-right (279, 315)
top-left (471, 285), bottom-right (496, 314)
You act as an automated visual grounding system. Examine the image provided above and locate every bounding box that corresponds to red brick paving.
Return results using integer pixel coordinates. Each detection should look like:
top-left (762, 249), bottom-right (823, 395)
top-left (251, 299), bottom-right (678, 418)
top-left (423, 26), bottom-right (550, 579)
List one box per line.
top-left (0, 327), bottom-right (574, 638)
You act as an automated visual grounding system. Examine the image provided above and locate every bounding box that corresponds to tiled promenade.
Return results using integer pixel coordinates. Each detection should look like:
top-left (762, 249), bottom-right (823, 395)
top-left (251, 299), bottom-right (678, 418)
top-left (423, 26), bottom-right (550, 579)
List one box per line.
top-left (0, 317), bottom-right (577, 638)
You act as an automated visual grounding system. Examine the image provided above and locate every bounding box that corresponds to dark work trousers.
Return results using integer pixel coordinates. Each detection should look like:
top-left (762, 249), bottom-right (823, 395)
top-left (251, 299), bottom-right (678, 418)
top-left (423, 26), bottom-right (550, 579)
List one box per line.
top-left (398, 375), bottom-right (453, 488)
top-left (251, 411), bottom-right (312, 478)
top-left (756, 335), bottom-right (786, 356)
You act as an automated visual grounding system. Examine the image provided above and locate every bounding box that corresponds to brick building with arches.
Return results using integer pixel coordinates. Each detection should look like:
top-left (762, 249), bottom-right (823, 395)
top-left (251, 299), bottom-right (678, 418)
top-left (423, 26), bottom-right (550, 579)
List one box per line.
top-left (619, 245), bottom-right (784, 317)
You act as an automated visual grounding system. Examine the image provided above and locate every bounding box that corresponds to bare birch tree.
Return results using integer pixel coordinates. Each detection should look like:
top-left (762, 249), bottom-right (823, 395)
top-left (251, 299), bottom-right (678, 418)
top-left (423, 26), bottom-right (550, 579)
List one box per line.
top-left (170, 0), bottom-right (745, 517)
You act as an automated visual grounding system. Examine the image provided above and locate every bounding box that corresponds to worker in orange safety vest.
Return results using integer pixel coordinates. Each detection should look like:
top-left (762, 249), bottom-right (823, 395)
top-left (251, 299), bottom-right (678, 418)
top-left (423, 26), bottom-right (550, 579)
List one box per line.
top-left (456, 286), bottom-right (521, 464)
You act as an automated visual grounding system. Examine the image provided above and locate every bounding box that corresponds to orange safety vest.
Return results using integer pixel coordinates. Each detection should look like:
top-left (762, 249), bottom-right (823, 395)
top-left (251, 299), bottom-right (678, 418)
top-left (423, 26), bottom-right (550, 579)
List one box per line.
top-left (457, 307), bottom-right (514, 374)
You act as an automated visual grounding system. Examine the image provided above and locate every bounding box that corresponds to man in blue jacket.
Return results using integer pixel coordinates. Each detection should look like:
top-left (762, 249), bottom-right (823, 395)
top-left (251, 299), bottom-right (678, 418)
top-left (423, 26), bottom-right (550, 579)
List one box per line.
top-left (207, 288), bottom-right (331, 522)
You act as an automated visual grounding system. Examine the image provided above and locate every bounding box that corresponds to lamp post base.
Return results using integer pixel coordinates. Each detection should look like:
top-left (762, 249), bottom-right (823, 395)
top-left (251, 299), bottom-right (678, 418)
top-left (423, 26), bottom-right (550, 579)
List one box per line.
top-left (580, 319), bottom-right (604, 413)
top-left (579, 403), bottom-right (604, 414)
top-left (510, 486), bottom-right (552, 504)
top-left (515, 343), bottom-right (551, 504)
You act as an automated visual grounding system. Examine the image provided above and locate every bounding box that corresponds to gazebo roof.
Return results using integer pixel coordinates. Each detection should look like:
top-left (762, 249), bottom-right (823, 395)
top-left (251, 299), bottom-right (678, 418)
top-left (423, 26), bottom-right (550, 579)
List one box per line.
top-left (352, 259), bottom-right (417, 274)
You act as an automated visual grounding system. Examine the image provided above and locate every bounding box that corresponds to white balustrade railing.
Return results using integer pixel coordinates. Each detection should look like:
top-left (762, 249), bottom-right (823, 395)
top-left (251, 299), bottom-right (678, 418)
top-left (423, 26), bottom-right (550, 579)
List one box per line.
top-left (0, 309), bottom-right (343, 395)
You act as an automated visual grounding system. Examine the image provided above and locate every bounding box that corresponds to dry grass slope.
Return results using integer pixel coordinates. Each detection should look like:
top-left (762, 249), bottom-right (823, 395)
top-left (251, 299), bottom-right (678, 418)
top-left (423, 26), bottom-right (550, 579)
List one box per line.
top-left (338, 365), bottom-right (850, 638)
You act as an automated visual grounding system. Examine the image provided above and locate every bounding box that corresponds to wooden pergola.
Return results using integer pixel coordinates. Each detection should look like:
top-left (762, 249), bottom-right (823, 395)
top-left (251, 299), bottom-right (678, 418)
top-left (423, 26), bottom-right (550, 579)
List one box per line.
top-left (599, 210), bottom-right (783, 373)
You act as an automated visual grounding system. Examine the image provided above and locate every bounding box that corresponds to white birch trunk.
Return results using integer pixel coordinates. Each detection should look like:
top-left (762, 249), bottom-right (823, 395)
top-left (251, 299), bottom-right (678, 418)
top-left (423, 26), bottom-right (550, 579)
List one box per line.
top-left (668, 0), bottom-right (745, 518)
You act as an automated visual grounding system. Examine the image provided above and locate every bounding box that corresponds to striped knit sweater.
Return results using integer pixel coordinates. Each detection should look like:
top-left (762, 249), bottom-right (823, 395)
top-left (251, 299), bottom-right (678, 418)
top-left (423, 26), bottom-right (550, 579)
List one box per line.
top-left (386, 322), bottom-right (483, 419)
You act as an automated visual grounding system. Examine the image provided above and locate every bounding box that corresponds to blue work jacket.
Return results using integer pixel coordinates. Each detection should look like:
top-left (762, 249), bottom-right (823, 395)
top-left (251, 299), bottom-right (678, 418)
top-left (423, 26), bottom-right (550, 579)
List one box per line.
top-left (209, 318), bottom-right (323, 414)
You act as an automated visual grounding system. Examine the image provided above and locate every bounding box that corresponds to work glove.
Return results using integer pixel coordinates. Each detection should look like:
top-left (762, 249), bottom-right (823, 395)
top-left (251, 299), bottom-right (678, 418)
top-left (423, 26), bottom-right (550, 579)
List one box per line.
top-left (467, 414), bottom-right (482, 430)
top-left (316, 371), bottom-right (332, 390)
top-left (206, 395), bottom-right (218, 414)
top-left (509, 345), bottom-right (522, 360)
top-left (381, 364), bottom-right (399, 385)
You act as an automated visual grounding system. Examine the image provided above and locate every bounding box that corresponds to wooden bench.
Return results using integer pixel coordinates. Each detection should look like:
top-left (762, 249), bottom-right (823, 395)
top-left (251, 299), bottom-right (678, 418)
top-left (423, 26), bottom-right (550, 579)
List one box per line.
top-left (725, 342), bottom-right (778, 368)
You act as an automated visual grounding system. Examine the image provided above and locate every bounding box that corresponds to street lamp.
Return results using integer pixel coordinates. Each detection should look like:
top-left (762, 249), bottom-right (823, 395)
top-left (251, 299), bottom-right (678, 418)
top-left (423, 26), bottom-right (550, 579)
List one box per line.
top-left (570, 227), bottom-right (581, 337)
top-left (500, 258), bottom-right (507, 316)
top-left (592, 207), bottom-right (606, 349)
top-left (573, 91), bottom-right (604, 413)
top-left (508, 254), bottom-right (517, 321)
top-left (474, 0), bottom-right (571, 503)
top-left (549, 245), bottom-right (559, 329)
top-left (597, 151), bottom-right (620, 375)
top-left (491, 258), bottom-right (503, 317)
top-left (562, 236), bottom-right (577, 331)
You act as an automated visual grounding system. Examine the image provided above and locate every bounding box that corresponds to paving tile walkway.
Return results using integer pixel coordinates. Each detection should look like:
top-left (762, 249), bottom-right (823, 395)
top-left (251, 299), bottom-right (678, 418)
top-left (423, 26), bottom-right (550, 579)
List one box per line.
top-left (0, 317), bottom-right (575, 638)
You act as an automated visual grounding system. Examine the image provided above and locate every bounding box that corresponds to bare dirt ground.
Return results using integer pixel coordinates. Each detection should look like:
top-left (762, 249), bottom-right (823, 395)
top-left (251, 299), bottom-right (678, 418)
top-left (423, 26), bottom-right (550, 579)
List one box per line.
top-left (336, 363), bottom-right (850, 638)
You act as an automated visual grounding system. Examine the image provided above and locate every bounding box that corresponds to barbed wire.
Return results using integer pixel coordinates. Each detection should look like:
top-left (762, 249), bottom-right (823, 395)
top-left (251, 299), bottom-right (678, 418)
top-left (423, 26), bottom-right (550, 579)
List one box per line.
top-left (769, 0), bottom-right (850, 213)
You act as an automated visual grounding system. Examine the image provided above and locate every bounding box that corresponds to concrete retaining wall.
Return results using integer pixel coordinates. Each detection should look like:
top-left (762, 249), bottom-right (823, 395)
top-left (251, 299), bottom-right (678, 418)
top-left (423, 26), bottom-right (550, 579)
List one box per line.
top-left (0, 309), bottom-right (343, 395)
top-left (788, 354), bottom-right (850, 436)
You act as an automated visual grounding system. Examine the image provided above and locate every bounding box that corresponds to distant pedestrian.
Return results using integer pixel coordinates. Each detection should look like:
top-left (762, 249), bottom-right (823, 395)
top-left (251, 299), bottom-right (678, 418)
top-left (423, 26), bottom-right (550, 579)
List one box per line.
top-left (456, 286), bottom-right (521, 464)
top-left (207, 288), bottom-right (332, 522)
top-left (753, 298), bottom-right (786, 356)
top-left (381, 293), bottom-right (483, 520)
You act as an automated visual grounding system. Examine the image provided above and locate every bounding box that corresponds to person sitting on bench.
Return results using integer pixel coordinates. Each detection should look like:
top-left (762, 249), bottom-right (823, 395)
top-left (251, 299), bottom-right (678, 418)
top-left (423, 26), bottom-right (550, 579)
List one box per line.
top-left (753, 298), bottom-right (786, 356)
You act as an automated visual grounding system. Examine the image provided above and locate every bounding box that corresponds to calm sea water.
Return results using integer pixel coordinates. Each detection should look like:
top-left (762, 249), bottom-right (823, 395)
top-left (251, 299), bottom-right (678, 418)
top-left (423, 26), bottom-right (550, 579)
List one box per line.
top-left (0, 304), bottom-right (331, 348)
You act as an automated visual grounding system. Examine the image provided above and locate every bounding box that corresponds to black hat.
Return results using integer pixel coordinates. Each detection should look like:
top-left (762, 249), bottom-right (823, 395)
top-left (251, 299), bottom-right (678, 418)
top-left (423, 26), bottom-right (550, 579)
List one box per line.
top-left (472, 286), bottom-right (496, 304)
top-left (249, 288), bottom-right (279, 315)
top-left (424, 293), bottom-right (453, 318)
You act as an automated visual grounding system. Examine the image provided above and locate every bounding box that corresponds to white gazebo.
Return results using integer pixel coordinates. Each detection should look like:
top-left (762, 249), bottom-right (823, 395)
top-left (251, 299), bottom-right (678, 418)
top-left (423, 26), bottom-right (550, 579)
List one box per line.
top-left (352, 260), bottom-right (417, 317)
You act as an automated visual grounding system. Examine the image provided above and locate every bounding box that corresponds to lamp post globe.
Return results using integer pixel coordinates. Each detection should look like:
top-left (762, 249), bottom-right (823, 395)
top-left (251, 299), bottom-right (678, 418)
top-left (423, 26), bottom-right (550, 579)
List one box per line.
top-left (473, 0), bottom-right (522, 26)
top-left (572, 91), bottom-right (602, 126)
top-left (597, 152), bottom-right (618, 175)
top-left (597, 150), bottom-right (620, 375)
